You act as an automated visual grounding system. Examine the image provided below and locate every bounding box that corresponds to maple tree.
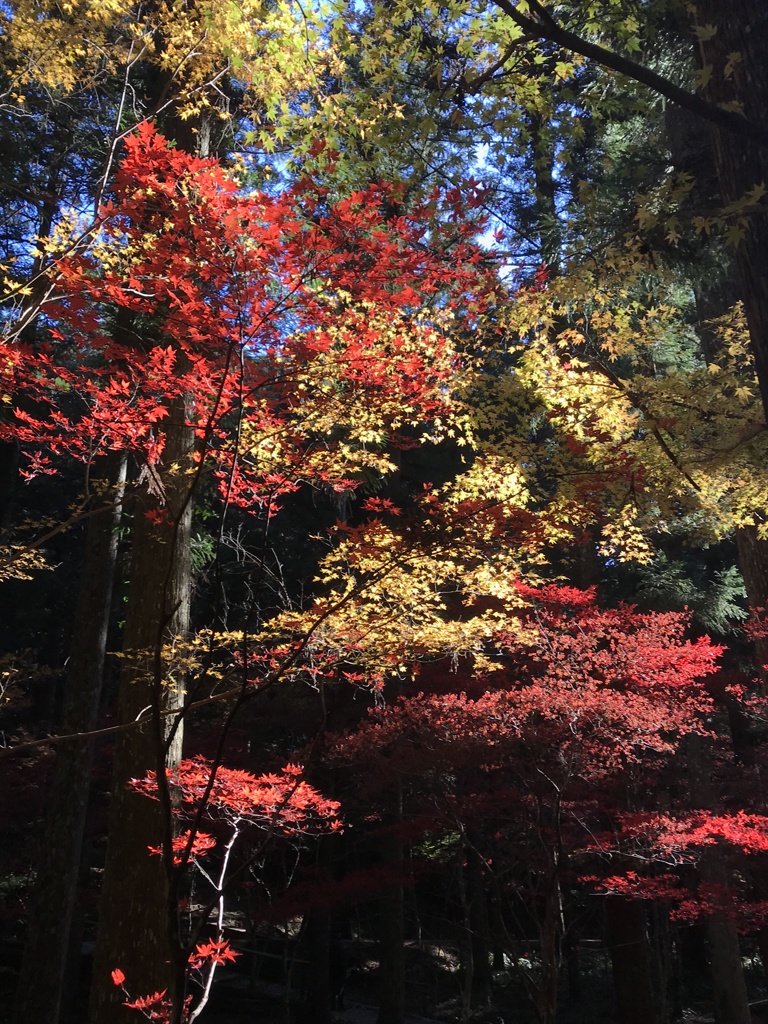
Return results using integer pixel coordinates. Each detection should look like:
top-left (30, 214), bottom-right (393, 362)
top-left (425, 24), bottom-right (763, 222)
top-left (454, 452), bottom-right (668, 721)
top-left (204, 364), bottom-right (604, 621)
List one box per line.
top-left (328, 585), bottom-right (722, 1023)
top-left (1, 121), bottom-right (503, 1022)
top-left (4, 124), bottom-right (489, 486)
top-left (108, 757), bottom-right (341, 1024)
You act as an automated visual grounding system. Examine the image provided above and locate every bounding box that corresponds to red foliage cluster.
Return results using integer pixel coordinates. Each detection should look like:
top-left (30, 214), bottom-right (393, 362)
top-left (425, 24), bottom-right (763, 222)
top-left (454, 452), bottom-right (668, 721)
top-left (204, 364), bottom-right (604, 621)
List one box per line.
top-left (327, 587), bottom-right (755, 934)
top-left (334, 591), bottom-right (719, 784)
top-left (3, 123), bottom-right (496, 512)
top-left (610, 810), bottom-right (768, 859)
top-left (110, 970), bottom-right (178, 1023)
top-left (131, 756), bottom-right (342, 852)
top-left (120, 756), bottom-right (340, 1021)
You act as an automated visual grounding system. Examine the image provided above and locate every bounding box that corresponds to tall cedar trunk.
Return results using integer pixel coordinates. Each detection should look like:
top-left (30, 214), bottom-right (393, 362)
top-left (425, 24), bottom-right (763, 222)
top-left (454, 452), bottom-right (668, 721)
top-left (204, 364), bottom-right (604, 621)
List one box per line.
top-left (563, 927), bottom-right (582, 1008)
top-left (694, 268), bottom-right (768, 981)
top-left (693, 2), bottom-right (768, 419)
top-left (529, 110), bottom-right (562, 274)
top-left (457, 846), bottom-right (473, 1023)
top-left (377, 790), bottom-right (405, 1024)
top-left (687, 733), bottom-right (752, 1024)
top-left (703, 884), bottom-right (753, 1024)
top-left (86, 83), bottom-right (206, 1021)
top-left (735, 526), bottom-right (768, 677)
top-left (88, 398), bottom-right (194, 1024)
top-left (300, 834), bottom-right (335, 1024)
top-left (694, 284), bottom-right (768, 680)
top-left (678, 921), bottom-right (711, 1002)
top-left (536, 872), bottom-right (562, 1024)
top-left (605, 897), bottom-right (661, 1024)
top-left (466, 838), bottom-right (492, 1008)
top-left (11, 455), bottom-right (126, 1024)
top-left (301, 911), bottom-right (332, 1024)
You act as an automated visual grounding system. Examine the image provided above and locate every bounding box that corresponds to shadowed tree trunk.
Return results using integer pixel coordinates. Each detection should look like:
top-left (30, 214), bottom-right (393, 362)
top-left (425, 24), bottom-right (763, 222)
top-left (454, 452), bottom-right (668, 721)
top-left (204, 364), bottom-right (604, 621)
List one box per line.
top-left (687, 733), bottom-right (752, 1024)
top-left (693, 2), bottom-right (768, 419)
top-left (0, 119), bottom-right (74, 533)
top-left (301, 911), bottom-right (332, 1024)
top-left (299, 832), bottom-right (339, 1024)
top-left (86, 75), bottom-right (208, 1021)
top-left (605, 897), bottom-right (661, 1024)
top-left (377, 785), bottom-right (405, 1024)
top-left (691, 218), bottom-right (768, 991)
top-left (376, 847), bottom-right (405, 1024)
top-left (528, 108), bottom-right (562, 275)
top-left (735, 526), bottom-right (768, 678)
top-left (466, 835), bottom-right (492, 1009)
top-left (536, 869), bottom-right (563, 1024)
top-left (11, 455), bottom-right (126, 1024)
top-left (88, 396), bottom-right (194, 1024)
top-left (703, 889), bottom-right (753, 1024)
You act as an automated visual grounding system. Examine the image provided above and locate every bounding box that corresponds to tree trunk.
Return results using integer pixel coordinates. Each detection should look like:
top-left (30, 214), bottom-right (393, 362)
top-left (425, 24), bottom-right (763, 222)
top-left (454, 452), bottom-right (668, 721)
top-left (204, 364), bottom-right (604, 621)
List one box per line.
top-left (605, 897), bottom-right (661, 1024)
top-left (457, 848), bottom-right (473, 1024)
top-left (300, 912), bottom-right (332, 1024)
top-left (735, 526), bottom-right (768, 679)
top-left (0, 121), bottom-right (73, 533)
top-left (702, 871), bottom-right (753, 1024)
top-left (11, 456), bottom-right (126, 1024)
top-left (564, 934), bottom-right (582, 1008)
top-left (694, 274), bottom-right (768, 980)
top-left (536, 872), bottom-right (562, 1024)
top-left (693, 2), bottom-right (768, 419)
top-left (466, 839), bottom-right (492, 1009)
top-left (695, 283), bottom-right (768, 682)
top-left (86, 76), bottom-right (208, 1020)
top-left (687, 734), bottom-right (752, 1024)
top-left (528, 109), bottom-right (563, 274)
top-left (88, 399), bottom-right (194, 1024)
top-left (377, 804), bottom-right (405, 1024)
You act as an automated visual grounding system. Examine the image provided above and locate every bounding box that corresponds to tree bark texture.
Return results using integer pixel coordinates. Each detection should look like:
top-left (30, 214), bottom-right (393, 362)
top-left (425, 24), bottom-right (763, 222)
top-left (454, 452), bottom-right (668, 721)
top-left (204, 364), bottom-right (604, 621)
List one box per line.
top-left (703, 891), bottom-right (753, 1024)
top-left (89, 401), bottom-right (194, 1024)
top-left (466, 839), bottom-right (492, 1009)
top-left (528, 110), bottom-right (562, 274)
top-left (687, 733), bottom-right (752, 1024)
top-left (536, 871), bottom-right (562, 1024)
top-left (735, 527), bottom-right (768, 685)
top-left (693, 2), bottom-right (768, 419)
top-left (605, 897), bottom-right (661, 1024)
top-left (11, 456), bottom-right (126, 1024)
top-left (86, 71), bottom-right (208, 1020)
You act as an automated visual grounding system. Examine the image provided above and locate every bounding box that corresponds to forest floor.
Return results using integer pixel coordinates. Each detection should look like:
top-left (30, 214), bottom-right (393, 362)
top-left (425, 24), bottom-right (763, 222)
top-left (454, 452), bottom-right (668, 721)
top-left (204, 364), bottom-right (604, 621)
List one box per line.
top-left (4, 928), bottom-right (766, 1023)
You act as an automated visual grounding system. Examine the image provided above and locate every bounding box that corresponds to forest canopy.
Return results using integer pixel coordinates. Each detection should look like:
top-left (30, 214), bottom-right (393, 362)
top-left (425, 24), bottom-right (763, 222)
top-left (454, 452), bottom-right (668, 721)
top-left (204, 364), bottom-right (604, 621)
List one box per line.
top-left (2, 2), bottom-right (768, 1024)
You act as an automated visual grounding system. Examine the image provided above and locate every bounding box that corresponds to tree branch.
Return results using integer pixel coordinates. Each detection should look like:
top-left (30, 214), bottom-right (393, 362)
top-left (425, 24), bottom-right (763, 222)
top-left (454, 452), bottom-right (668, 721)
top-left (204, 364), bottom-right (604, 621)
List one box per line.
top-left (489, 0), bottom-right (768, 150)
